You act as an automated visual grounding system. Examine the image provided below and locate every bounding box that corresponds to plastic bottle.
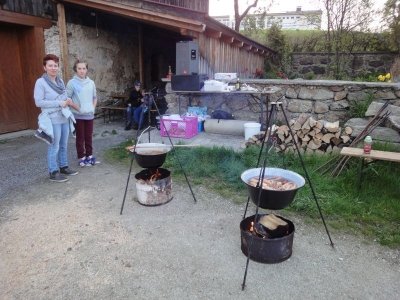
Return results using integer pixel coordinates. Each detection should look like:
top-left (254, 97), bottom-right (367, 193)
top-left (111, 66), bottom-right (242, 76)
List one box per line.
top-left (167, 65), bottom-right (172, 79)
top-left (363, 136), bottom-right (372, 154)
top-left (235, 78), bottom-right (241, 91)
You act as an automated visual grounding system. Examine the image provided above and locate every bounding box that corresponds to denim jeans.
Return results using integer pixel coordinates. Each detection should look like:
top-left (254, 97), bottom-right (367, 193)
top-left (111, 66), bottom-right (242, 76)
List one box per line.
top-left (134, 105), bottom-right (148, 130)
top-left (47, 122), bottom-right (69, 173)
top-left (126, 106), bottom-right (135, 124)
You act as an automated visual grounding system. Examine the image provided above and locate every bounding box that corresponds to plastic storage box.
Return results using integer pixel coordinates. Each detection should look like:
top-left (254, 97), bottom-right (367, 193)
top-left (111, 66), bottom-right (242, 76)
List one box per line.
top-left (160, 116), bottom-right (198, 138)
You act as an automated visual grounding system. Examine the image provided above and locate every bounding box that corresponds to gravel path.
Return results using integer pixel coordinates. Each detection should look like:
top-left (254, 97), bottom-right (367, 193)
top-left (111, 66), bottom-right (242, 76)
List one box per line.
top-left (1, 120), bottom-right (399, 299)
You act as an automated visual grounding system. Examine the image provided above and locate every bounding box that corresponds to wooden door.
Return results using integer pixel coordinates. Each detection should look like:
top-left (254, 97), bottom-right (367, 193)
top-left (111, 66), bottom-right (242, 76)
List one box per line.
top-left (0, 25), bottom-right (28, 134)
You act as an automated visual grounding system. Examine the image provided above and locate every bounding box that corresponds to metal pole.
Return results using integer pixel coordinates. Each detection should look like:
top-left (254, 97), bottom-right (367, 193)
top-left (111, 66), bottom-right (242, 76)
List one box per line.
top-left (280, 103), bottom-right (334, 248)
top-left (152, 91), bottom-right (197, 203)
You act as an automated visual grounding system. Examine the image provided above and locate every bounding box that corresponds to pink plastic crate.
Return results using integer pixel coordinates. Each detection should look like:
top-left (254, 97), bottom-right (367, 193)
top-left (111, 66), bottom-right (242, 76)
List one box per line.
top-left (160, 116), bottom-right (198, 139)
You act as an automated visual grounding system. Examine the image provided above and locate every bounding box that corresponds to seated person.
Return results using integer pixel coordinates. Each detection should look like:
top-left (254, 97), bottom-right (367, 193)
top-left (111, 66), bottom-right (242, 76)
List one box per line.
top-left (125, 80), bottom-right (143, 130)
top-left (134, 92), bottom-right (151, 130)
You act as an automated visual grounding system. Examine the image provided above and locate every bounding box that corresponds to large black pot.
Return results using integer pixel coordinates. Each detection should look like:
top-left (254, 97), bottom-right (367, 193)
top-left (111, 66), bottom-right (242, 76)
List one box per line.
top-left (240, 214), bottom-right (295, 264)
top-left (241, 167), bottom-right (305, 210)
top-left (133, 143), bottom-right (171, 169)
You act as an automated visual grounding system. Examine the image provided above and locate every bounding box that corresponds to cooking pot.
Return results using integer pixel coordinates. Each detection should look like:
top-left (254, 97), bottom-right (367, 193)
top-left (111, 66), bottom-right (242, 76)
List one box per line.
top-left (241, 167), bottom-right (305, 210)
top-left (133, 143), bottom-right (172, 169)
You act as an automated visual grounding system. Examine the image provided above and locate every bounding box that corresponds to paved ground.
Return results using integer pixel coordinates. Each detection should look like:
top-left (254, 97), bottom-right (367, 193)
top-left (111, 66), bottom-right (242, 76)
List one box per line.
top-left (0, 119), bottom-right (399, 299)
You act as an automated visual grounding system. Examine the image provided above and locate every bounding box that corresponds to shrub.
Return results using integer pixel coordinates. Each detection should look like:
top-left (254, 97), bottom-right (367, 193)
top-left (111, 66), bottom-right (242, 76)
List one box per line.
top-left (304, 71), bottom-right (315, 80)
top-left (349, 93), bottom-right (374, 118)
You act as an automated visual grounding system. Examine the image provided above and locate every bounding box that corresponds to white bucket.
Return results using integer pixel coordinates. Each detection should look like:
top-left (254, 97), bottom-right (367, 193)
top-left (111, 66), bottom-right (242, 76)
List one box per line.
top-left (244, 122), bottom-right (261, 140)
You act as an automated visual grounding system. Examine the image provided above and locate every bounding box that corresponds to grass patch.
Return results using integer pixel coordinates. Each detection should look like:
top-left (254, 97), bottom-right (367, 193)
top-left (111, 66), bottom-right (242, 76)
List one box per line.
top-left (348, 92), bottom-right (374, 118)
top-left (105, 144), bottom-right (400, 247)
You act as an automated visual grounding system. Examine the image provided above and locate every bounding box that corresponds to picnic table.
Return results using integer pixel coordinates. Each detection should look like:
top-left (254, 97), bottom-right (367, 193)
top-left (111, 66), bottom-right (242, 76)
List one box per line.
top-left (173, 87), bottom-right (281, 127)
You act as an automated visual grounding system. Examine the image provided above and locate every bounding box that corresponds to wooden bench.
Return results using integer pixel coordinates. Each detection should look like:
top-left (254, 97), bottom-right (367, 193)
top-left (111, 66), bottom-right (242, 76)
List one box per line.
top-left (99, 105), bottom-right (126, 123)
top-left (99, 94), bottom-right (128, 123)
top-left (340, 147), bottom-right (400, 189)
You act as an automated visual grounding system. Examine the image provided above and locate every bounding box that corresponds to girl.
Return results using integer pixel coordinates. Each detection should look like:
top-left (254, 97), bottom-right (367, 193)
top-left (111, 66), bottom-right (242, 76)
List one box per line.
top-left (66, 59), bottom-right (99, 167)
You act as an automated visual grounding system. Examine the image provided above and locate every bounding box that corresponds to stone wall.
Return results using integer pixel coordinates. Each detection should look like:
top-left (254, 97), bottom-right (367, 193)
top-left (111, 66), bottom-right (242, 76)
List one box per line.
top-left (166, 79), bottom-right (400, 142)
top-left (44, 24), bottom-right (139, 103)
top-left (291, 52), bottom-right (398, 79)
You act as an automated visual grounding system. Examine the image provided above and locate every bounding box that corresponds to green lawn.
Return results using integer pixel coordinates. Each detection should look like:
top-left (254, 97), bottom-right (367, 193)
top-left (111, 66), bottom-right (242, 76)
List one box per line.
top-left (105, 143), bottom-right (400, 248)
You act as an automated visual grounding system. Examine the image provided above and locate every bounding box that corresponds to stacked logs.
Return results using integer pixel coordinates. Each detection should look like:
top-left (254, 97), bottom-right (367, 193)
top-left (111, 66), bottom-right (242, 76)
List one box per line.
top-left (245, 114), bottom-right (354, 153)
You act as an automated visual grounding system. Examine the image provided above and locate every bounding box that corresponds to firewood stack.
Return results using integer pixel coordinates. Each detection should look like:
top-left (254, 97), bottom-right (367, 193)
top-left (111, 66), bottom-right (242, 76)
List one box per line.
top-left (245, 114), bottom-right (354, 154)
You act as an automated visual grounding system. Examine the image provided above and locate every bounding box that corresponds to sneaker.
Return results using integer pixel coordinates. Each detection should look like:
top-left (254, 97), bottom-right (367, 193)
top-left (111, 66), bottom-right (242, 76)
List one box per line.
top-left (34, 130), bottom-right (53, 145)
top-left (79, 157), bottom-right (87, 167)
top-left (60, 166), bottom-right (79, 176)
top-left (49, 171), bottom-right (68, 183)
top-left (86, 156), bottom-right (100, 166)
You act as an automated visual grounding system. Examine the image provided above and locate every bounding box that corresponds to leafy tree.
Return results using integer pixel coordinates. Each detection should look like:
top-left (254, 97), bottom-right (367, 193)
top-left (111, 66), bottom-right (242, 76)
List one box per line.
top-left (265, 24), bottom-right (290, 76)
top-left (383, 0), bottom-right (400, 52)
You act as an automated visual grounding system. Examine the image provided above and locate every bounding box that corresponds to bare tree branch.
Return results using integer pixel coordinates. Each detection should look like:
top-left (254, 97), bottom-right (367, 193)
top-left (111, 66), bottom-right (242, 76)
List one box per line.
top-left (234, 0), bottom-right (259, 31)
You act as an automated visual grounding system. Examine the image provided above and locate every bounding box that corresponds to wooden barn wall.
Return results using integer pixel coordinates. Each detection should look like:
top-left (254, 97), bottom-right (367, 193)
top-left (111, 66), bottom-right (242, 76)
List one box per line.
top-left (1, 0), bottom-right (56, 19)
top-left (143, 0), bottom-right (208, 12)
top-left (104, 0), bottom-right (206, 20)
top-left (198, 34), bottom-right (265, 79)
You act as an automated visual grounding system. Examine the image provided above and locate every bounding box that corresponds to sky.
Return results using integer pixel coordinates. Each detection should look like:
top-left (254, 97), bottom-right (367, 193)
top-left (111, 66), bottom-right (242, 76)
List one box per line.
top-left (209, 0), bottom-right (388, 31)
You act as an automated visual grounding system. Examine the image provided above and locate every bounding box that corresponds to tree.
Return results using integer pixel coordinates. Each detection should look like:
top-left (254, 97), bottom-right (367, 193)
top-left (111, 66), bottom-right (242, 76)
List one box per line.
top-left (323, 0), bottom-right (375, 79)
top-left (383, 0), bottom-right (400, 51)
top-left (233, 0), bottom-right (273, 31)
top-left (234, 0), bottom-right (259, 31)
top-left (265, 23), bottom-right (290, 77)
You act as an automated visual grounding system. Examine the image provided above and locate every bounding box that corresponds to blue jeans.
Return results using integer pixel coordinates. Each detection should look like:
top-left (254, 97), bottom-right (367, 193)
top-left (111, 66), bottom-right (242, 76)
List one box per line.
top-left (126, 106), bottom-right (136, 124)
top-left (47, 122), bottom-right (69, 173)
top-left (134, 105), bottom-right (148, 129)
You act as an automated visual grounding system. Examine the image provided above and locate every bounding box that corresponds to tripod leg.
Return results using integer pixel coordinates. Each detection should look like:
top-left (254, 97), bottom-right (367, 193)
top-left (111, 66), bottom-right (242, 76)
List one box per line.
top-left (241, 251), bottom-right (251, 291)
top-left (280, 105), bottom-right (334, 248)
top-left (120, 154), bottom-right (135, 215)
top-left (152, 96), bottom-right (197, 203)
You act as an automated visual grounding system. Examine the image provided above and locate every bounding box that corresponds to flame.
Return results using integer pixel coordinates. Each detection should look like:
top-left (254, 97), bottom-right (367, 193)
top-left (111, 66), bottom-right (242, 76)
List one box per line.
top-left (149, 168), bottom-right (162, 182)
top-left (249, 221), bottom-right (254, 233)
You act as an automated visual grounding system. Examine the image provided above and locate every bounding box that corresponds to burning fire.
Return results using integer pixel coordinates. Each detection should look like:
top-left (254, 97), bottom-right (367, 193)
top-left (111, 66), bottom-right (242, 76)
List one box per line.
top-left (149, 168), bottom-right (162, 182)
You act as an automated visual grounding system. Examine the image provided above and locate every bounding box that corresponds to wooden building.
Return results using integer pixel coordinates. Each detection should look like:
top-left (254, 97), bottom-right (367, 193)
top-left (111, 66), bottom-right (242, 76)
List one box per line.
top-left (0, 0), bottom-right (54, 134)
top-left (0, 0), bottom-right (275, 134)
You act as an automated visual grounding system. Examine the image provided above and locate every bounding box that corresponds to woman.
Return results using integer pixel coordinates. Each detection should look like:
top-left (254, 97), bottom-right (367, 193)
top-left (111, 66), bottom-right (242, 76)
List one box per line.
top-left (66, 59), bottom-right (98, 167)
top-left (34, 54), bottom-right (79, 182)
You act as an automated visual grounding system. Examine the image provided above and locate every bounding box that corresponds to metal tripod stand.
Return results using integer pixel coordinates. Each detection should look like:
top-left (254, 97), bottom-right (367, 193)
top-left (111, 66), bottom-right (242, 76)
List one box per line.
top-left (241, 101), bottom-right (334, 290)
top-left (120, 89), bottom-right (197, 215)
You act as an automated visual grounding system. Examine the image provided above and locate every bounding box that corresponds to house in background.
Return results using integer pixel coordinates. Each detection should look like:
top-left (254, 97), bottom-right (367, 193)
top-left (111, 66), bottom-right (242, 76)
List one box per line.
top-left (213, 6), bottom-right (322, 30)
top-left (0, 0), bottom-right (275, 134)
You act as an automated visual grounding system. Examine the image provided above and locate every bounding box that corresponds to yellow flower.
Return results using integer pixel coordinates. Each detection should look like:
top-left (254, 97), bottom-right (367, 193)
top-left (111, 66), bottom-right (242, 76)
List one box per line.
top-left (378, 75), bottom-right (384, 81)
top-left (385, 73), bottom-right (391, 80)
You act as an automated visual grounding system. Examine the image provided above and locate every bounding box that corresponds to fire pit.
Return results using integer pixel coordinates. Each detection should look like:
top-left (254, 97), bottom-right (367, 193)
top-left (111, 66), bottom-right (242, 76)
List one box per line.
top-left (240, 214), bottom-right (295, 264)
top-left (135, 168), bottom-right (173, 206)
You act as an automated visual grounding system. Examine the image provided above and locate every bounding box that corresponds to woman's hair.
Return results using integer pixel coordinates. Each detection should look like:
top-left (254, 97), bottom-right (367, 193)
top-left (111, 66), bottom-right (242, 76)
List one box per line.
top-left (73, 59), bottom-right (88, 72)
top-left (43, 54), bottom-right (59, 66)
